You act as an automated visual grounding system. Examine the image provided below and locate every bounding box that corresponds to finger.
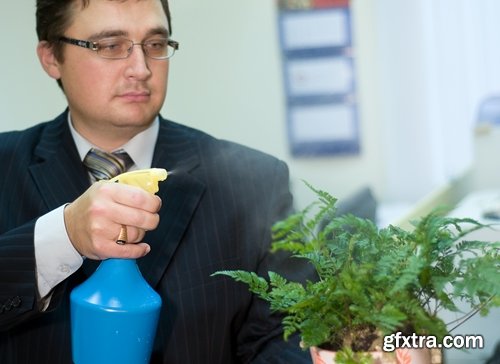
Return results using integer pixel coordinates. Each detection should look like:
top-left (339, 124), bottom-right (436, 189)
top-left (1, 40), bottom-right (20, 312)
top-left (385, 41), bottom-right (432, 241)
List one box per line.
top-left (108, 203), bottom-right (160, 231)
top-left (108, 183), bottom-right (162, 213)
top-left (101, 183), bottom-right (161, 230)
top-left (117, 242), bottom-right (151, 259)
top-left (97, 241), bottom-right (151, 260)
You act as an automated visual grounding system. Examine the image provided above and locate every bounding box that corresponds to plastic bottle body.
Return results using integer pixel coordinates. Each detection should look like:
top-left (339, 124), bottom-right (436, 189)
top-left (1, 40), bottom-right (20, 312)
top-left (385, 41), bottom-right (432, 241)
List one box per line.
top-left (70, 258), bottom-right (161, 364)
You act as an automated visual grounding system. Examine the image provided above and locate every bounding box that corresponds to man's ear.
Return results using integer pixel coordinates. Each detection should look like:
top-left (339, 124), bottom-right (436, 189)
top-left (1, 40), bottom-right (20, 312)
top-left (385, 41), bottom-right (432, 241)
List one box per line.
top-left (37, 41), bottom-right (62, 80)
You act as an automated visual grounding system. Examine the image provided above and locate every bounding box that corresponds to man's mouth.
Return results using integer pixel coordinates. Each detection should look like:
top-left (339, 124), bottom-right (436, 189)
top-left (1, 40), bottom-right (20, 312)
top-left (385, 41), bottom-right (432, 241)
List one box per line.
top-left (119, 91), bottom-right (151, 102)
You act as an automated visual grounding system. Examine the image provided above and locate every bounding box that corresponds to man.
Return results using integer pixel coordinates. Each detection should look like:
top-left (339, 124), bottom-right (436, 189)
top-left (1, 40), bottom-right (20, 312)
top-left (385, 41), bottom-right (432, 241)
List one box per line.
top-left (0, 0), bottom-right (311, 363)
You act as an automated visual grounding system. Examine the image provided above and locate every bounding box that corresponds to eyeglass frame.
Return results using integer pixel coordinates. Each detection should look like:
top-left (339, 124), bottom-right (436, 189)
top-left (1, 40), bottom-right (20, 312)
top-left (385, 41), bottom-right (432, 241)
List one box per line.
top-left (58, 36), bottom-right (180, 60)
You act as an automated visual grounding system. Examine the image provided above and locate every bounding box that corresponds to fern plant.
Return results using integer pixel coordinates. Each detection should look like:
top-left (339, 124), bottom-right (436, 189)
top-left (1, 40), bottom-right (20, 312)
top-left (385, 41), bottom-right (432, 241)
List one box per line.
top-left (213, 183), bottom-right (500, 360)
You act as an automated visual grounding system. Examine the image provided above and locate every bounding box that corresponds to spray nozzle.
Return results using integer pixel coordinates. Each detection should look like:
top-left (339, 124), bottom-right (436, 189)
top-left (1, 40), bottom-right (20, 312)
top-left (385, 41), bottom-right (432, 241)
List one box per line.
top-left (109, 168), bottom-right (168, 244)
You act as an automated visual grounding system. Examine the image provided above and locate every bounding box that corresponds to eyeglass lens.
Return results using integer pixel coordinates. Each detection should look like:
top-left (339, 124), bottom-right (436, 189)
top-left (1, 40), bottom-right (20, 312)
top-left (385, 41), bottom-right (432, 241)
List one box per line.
top-left (97, 38), bottom-right (174, 59)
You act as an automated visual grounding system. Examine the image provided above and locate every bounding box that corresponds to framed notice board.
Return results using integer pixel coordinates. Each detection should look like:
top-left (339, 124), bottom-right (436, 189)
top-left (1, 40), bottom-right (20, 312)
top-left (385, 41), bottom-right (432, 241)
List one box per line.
top-left (278, 0), bottom-right (359, 157)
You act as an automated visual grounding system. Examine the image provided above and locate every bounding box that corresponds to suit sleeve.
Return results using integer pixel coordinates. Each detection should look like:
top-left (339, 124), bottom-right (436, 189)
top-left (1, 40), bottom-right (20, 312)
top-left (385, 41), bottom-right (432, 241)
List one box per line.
top-left (0, 121), bottom-right (85, 333)
top-left (0, 221), bottom-right (41, 330)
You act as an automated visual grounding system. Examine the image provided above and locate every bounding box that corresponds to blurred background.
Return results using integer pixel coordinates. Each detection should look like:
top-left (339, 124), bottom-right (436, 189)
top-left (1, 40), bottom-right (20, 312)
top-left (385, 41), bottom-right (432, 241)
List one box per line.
top-left (1, 1), bottom-right (499, 362)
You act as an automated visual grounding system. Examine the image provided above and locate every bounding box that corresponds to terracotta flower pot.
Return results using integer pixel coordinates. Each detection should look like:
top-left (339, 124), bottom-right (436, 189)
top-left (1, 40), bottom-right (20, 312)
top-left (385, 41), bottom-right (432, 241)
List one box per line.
top-left (309, 346), bottom-right (442, 364)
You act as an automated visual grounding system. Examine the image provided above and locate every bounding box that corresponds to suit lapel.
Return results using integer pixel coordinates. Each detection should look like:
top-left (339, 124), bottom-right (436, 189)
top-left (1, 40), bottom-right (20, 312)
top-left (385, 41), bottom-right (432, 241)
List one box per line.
top-left (139, 173), bottom-right (204, 287)
top-left (29, 112), bottom-right (89, 211)
top-left (137, 118), bottom-right (206, 287)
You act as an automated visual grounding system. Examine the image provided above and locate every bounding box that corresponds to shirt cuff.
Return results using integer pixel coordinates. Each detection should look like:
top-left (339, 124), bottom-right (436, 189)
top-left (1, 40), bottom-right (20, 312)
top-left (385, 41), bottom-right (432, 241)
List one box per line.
top-left (34, 204), bottom-right (84, 299)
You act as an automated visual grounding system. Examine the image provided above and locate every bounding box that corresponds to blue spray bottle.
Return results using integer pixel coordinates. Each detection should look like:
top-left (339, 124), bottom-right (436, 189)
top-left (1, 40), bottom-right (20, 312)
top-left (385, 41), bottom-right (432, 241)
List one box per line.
top-left (70, 169), bottom-right (168, 364)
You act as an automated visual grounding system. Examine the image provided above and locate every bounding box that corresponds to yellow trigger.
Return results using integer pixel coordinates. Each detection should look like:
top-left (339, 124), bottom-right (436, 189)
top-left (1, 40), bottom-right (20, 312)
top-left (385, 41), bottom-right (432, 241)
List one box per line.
top-left (109, 168), bottom-right (168, 194)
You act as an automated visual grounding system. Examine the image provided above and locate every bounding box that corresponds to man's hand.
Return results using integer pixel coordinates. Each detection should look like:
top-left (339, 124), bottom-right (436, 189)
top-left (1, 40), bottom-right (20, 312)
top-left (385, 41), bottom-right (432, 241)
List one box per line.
top-left (63, 181), bottom-right (162, 260)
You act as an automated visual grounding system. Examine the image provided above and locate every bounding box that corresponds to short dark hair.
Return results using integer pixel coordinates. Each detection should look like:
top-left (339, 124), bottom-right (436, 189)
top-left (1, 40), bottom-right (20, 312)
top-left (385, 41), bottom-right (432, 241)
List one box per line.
top-left (36, 0), bottom-right (172, 62)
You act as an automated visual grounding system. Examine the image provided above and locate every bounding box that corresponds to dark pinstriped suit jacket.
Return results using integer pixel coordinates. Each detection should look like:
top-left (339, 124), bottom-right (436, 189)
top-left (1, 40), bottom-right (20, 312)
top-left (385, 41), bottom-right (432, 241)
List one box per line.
top-left (0, 111), bottom-right (311, 363)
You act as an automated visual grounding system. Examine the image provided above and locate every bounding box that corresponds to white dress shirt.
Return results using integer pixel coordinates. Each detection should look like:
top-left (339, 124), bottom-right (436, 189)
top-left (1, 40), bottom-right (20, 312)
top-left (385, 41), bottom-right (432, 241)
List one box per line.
top-left (34, 115), bottom-right (159, 299)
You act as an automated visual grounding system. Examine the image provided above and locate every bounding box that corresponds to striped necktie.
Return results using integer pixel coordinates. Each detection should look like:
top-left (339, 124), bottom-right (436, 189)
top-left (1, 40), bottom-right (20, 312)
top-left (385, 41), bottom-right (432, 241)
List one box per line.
top-left (83, 148), bottom-right (134, 181)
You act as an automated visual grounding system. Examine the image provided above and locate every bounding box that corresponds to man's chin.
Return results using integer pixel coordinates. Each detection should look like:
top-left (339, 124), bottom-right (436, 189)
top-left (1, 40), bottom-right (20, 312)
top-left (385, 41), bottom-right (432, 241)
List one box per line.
top-left (113, 109), bottom-right (159, 127)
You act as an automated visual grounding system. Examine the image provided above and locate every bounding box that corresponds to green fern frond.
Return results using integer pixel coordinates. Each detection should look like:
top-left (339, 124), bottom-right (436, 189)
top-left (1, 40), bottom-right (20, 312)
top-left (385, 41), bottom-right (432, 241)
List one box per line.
top-left (211, 270), bottom-right (269, 298)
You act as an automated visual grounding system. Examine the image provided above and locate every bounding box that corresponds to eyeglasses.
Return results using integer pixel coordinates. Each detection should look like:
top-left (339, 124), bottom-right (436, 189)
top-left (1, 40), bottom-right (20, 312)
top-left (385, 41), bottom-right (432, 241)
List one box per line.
top-left (59, 36), bottom-right (179, 60)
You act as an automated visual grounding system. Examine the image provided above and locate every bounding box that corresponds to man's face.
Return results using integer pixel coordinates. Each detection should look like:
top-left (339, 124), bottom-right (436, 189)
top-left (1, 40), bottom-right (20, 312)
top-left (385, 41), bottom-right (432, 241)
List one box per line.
top-left (51, 0), bottom-right (171, 144)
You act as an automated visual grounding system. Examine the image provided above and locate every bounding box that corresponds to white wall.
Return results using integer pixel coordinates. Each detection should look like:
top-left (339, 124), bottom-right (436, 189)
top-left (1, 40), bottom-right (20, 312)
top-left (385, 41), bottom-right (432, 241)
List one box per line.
top-left (2, 1), bottom-right (500, 214)
top-left (0, 3), bottom-right (67, 129)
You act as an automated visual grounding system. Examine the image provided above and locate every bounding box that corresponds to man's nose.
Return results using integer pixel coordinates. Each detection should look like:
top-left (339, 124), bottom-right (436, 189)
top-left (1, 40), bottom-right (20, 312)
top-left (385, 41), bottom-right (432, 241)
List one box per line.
top-left (124, 44), bottom-right (152, 79)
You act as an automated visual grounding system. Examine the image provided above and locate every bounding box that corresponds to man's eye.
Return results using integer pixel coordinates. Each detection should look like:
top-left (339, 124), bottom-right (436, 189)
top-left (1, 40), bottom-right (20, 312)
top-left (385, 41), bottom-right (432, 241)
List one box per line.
top-left (146, 39), bottom-right (167, 49)
top-left (98, 40), bottom-right (123, 51)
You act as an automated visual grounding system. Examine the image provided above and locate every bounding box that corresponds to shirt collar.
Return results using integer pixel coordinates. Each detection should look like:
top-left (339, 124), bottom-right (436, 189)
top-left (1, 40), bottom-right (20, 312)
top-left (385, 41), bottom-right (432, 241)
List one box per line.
top-left (67, 113), bottom-right (159, 170)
